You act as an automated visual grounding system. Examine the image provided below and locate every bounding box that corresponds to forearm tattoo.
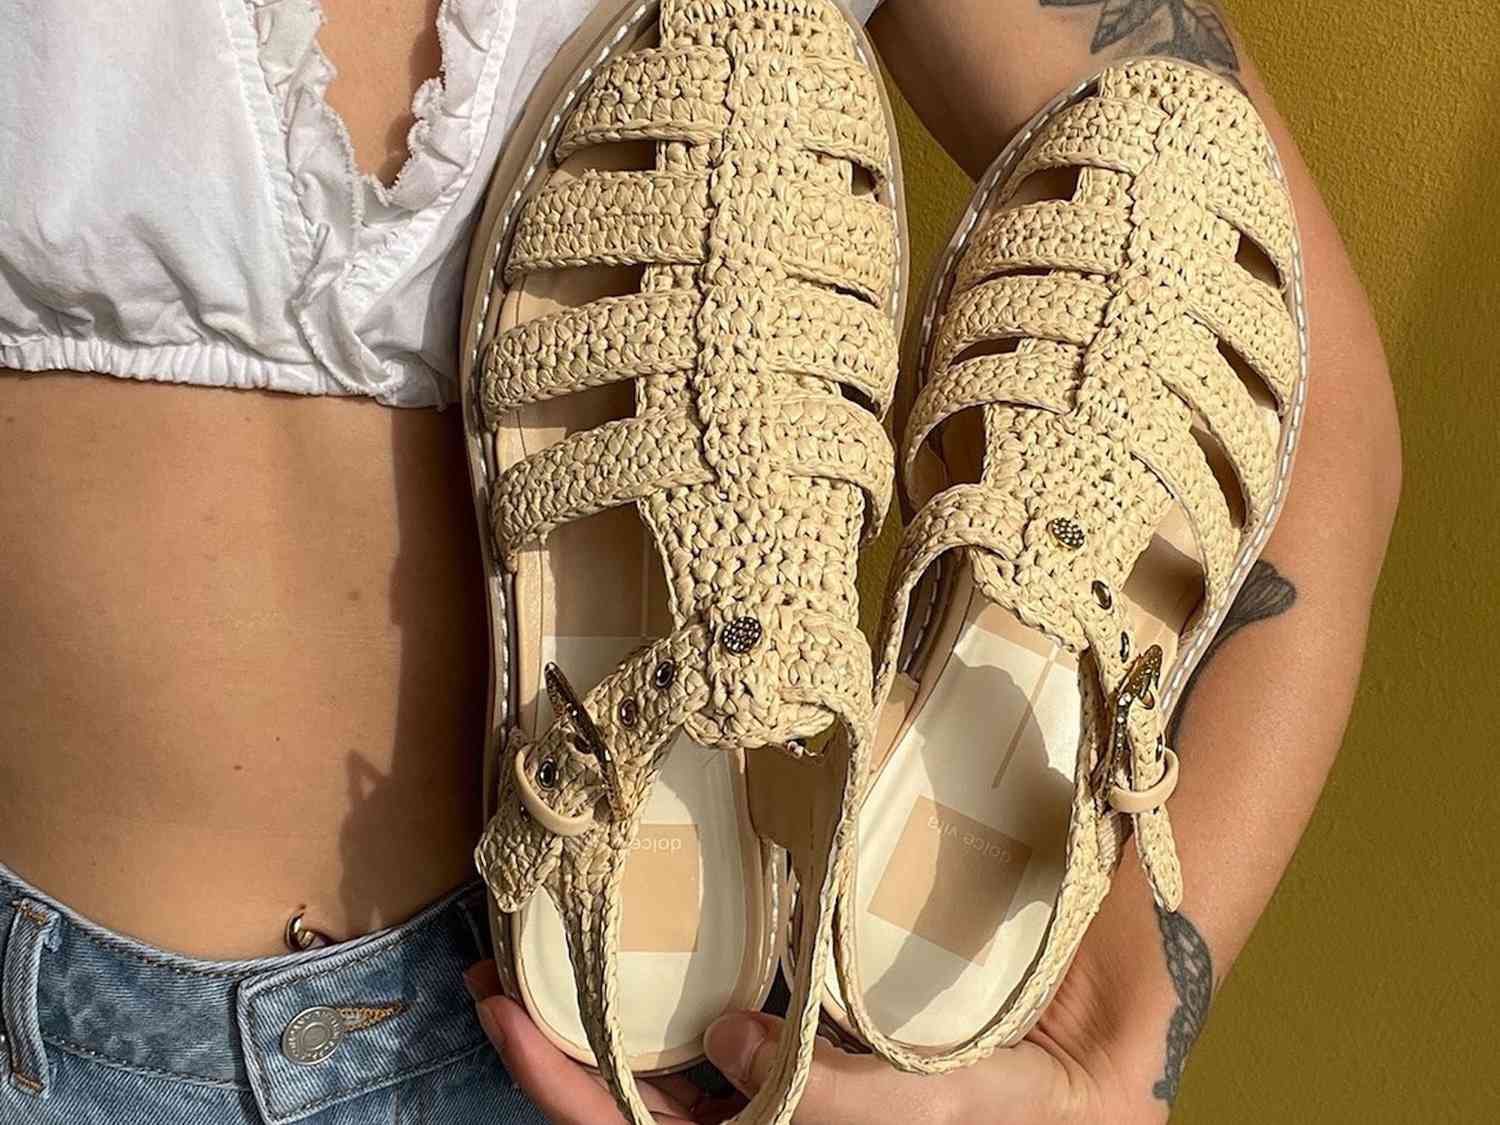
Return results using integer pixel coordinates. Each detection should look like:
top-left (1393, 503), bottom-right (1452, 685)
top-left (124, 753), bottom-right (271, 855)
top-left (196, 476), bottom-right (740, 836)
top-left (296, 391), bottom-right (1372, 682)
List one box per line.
top-left (1151, 560), bottom-right (1297, 1105)
top-left (1039, 1), bottom-right (1240, 76)
top-left (1151, 905), bottom-right (1213, 1105)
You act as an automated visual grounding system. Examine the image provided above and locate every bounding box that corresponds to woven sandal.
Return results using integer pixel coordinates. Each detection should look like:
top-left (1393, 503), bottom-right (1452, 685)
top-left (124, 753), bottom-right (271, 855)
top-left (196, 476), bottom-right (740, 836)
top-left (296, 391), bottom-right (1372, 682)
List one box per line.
top-left (822, 60), bottom-right (1307, 1071)
top-left (458, 1), bottom-right (905, 1120)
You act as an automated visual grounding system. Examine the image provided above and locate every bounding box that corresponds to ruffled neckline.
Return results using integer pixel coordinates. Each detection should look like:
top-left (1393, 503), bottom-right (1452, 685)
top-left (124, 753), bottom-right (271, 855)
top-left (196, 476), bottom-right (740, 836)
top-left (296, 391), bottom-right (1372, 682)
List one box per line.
top-left (246, 0), bottom-right (511, 404)
top-left (253, 0), bottom-right (504, 226)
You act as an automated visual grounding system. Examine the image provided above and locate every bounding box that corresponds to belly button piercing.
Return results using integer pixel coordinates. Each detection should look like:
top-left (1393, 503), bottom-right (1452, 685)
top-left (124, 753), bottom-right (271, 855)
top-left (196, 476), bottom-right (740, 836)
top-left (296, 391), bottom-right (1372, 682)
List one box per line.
top-left (284, 908), bottom-right (333, 952)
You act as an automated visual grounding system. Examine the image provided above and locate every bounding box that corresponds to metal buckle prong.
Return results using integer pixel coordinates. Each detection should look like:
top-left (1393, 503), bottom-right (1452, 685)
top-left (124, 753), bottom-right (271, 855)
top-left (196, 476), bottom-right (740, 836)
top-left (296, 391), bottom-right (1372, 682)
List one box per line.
top-left (1090, 644), bottom-right (1164, 800)
top-left (545, 662), bottom-right (626, 820)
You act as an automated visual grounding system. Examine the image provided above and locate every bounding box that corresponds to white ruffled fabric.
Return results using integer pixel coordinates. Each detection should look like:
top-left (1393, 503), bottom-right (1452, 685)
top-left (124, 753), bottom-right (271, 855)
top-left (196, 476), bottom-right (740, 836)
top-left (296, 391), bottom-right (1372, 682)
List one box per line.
top-left (0, 0), bottom-right (881, 408)
top-left (243, 0), bottom-right (529, 405)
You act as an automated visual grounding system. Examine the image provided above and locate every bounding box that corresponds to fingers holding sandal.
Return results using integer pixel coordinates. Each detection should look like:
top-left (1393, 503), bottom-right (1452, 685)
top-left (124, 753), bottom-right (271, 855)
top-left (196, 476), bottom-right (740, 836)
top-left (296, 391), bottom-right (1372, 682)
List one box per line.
top-left (464, 961), bottom-right (703, 1125)
top-left (703, 1012), bottom-right (1085, 1125)
top-left (462, 964), bottom-right (1088, 1124)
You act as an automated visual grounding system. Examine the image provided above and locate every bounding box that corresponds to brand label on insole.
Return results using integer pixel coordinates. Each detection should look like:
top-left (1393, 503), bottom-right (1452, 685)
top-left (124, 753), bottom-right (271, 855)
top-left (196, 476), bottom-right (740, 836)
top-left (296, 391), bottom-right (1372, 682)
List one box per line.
top-left (868, 797), bottom-right (1031, 965)
top-left (620, 825), bottom-right (701, 953)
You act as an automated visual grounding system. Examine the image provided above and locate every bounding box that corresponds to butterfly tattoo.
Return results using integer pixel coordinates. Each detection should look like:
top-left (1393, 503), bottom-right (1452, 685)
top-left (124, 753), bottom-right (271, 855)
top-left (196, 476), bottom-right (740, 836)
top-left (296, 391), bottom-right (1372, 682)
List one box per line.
top-left (1041, 0), bottom-right (1240, 75)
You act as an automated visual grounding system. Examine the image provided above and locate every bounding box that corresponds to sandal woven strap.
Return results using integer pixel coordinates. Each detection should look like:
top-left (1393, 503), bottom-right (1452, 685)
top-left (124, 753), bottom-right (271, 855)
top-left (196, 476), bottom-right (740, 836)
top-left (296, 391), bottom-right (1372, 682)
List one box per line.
top-left (490, 397), bottom-right (893, 564)
top-left (481, 287), bottom-right (897, 423)
top-left (556, 44), bottom-right (891, 180)
top-left (902, 57), bottom-right (1299, 681)
top-left (839, 59), bottom-right (1303, 1072)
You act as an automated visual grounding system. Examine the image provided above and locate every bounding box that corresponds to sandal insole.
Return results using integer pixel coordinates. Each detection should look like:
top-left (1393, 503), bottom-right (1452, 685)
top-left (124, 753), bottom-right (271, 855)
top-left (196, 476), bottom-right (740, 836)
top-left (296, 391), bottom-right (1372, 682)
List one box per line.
top-left (825, 511), bottom-right (1200, 1049)
top-left (829, 382), bottom-right (1274, 1049)
top-left (513, 637), bottom-right (765, 1067)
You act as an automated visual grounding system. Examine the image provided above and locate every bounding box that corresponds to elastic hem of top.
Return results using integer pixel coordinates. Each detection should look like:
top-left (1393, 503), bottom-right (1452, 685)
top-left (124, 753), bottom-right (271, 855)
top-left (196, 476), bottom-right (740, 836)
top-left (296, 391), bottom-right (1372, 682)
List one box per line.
top-left (0, 336), bottom-right (452, 409)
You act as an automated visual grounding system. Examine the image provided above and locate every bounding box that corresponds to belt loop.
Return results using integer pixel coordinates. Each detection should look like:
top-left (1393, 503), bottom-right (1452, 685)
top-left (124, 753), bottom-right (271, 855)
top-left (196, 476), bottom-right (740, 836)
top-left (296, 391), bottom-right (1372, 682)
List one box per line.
top-left (3, 898), bottom-right (59, 1099)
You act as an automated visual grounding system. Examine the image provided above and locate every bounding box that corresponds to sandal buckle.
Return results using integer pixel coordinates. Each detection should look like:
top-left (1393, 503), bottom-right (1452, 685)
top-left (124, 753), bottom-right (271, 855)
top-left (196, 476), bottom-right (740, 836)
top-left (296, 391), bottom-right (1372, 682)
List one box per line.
top-left (544, 662), bottom-right (626, 820)
top-left (1090, 645), bottom-right (1164, 800)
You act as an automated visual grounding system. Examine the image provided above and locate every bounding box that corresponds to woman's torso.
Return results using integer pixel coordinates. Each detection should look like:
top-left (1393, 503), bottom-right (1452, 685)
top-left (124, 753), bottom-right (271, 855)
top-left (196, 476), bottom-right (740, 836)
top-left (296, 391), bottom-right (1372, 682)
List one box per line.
top-left (0, 0), bottom-right (495, 957)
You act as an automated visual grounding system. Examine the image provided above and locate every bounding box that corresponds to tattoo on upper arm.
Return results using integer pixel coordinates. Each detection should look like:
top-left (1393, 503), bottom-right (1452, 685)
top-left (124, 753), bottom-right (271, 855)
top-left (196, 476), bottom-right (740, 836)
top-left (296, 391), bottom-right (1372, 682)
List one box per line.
top-left (1040, 1), bottom-right (1240, 76)
top-left (1152, 905), bottom-right (1213, 1106)
top-left (1167, 560), bottom-right (1297, 744)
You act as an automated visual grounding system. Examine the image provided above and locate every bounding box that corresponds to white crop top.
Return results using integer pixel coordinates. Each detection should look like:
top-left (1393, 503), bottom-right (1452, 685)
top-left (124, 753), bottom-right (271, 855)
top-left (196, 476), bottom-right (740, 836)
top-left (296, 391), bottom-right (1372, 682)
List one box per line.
top-left (0, 0), bottom-right (883, 408)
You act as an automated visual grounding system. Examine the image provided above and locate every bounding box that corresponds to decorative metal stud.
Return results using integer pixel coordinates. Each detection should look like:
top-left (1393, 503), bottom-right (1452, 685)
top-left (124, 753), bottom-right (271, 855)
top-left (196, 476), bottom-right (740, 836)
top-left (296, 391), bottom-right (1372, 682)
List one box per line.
top-left (653, 659), bottom-right (677, 690)
top-left (536, 758), bottom-right (559, 789)
top-left (1120, 632), bottom-right (1132, 660)
top-left (1047, 517), bottom-right (1086, 550)
top-left (721, 616), bottom-right (763, 655)
top-left (617, 697), bottom-right (639, 728)
top-left (1092, 580), bottom-right (1114, 610)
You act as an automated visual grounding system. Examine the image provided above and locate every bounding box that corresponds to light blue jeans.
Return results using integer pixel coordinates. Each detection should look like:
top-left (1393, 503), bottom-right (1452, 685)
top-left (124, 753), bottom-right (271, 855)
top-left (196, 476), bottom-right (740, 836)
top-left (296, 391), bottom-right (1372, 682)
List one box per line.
top-left (0, 862), bottom-right (548, 1124)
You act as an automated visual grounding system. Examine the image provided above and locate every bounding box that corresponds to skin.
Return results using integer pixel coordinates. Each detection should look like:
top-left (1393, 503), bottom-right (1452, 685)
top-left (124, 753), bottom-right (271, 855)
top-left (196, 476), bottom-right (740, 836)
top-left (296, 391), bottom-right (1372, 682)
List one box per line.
top-left (0, 0), bottom-right (483, 958)
top-left (469, 2), bottom-right (1401, 1122)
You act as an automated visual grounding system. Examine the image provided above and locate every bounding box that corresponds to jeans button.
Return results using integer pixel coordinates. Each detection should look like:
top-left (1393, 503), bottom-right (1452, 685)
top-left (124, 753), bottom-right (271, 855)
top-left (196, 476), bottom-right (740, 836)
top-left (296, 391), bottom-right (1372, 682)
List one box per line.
top-left (282, 1006), bottom-right (346, 1065)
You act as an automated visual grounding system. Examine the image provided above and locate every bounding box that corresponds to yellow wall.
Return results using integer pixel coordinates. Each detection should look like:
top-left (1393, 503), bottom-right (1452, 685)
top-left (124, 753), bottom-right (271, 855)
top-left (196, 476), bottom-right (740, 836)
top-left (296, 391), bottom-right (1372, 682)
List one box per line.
top-left (885, 4), bottom-right (1500, 1119)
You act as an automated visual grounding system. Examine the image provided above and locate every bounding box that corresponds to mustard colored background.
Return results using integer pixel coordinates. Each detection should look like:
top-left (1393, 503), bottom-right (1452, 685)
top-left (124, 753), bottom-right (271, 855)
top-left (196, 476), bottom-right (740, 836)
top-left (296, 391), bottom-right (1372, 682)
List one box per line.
top-left (881, 3), bottom-right (1500, 1120)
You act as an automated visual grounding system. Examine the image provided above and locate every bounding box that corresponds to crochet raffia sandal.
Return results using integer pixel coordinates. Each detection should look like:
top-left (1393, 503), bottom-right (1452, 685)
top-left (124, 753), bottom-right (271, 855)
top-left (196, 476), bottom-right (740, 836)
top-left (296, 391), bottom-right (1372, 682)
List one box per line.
top-left (458, 1), bottom-right (905, 1120)
top-left (823, 59), bottom-right (1307, 1071)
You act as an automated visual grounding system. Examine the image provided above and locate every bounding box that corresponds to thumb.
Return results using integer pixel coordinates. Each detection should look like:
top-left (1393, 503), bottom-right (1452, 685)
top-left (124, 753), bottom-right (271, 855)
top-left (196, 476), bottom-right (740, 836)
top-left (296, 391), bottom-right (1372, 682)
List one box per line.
top-left (703, 1012), bottom-right (908, 1125)
top-left (703, 1011), bottom-right (781, 1097)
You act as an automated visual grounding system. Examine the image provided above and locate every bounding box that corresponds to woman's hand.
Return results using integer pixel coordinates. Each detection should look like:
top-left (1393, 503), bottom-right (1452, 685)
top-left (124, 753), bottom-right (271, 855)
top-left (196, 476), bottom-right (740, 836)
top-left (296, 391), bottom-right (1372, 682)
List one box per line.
top-left (465, 960), bottom-right (710, 1124)
top-left (686, 1009), bottom-right (1131, 1125)
top-left (466, 955), bottom-right (1165, 1125)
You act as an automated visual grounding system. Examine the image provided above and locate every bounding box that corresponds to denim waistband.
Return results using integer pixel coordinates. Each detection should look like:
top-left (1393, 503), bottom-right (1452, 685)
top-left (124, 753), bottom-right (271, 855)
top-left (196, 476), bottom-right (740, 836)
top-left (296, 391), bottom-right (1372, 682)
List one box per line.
top-left (0, 861), bottom-right (493, 1124)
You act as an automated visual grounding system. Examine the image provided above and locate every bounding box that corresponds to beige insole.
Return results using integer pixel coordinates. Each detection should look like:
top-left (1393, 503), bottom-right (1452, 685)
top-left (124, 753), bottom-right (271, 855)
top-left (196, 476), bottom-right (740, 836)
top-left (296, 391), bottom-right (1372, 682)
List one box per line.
top-left (823, 540), bottom-right (1194, 1047)
top-left (495, 147), bottom-right (775, 1070)
top-left (512, 637), bottom-right (770, 1070)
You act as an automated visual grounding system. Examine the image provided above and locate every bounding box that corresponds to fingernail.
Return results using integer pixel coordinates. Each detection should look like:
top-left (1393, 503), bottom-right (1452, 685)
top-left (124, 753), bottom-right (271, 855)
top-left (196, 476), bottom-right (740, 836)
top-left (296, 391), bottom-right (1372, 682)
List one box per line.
top-left (463, 970), bottom-right (482, 1004)
top-left (703, 1014), bottom-right (766, 1085)
top-left (476, 1000), bottom-right (506, 1053)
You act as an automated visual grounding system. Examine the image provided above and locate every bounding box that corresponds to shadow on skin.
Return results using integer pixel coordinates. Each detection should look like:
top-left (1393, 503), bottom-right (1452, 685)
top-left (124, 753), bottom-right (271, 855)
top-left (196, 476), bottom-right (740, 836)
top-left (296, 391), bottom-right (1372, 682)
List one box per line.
top-left (337, 405), bottom-right (490, 937)
top-left (380, 0), bottom-right (444, 184)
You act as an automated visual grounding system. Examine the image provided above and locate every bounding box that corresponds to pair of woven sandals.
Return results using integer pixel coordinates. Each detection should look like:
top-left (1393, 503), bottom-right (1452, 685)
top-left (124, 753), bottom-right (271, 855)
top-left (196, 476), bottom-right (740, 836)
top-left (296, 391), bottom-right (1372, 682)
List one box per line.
top-left (460, 2), bottom-right (1307, 1121)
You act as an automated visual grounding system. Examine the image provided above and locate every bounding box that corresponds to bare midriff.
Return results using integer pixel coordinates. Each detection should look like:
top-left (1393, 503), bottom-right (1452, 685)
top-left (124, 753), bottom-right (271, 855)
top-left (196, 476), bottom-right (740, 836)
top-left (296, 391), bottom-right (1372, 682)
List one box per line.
top-left (0, 0), bottom-right (489, 958)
